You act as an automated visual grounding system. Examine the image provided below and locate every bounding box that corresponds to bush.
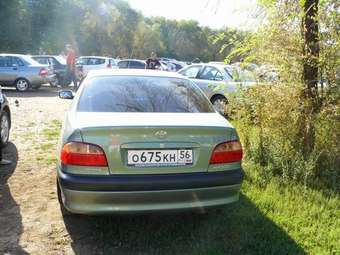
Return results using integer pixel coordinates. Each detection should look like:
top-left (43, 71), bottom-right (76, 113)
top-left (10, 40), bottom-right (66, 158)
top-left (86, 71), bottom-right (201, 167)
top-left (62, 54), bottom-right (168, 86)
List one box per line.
top-left (229, 83), bottom-right (339, 191)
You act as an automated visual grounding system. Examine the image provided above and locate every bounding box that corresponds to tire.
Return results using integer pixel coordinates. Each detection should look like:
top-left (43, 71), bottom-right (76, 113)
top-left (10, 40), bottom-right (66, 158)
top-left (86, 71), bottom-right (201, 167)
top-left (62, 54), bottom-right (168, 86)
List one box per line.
top-left (211, 95), bottom-right (228, 115)
top-left (15, 78), bottom-right (30, 92)
top-left (57, 180), bottom-right (72, 216)
top-left (0, 110), bottom-right (10, 147)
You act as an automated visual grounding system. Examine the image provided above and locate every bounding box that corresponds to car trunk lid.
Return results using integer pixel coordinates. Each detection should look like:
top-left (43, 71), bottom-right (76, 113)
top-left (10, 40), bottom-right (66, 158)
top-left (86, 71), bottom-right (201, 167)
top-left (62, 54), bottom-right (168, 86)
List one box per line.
top-left (73, 112), bottom-right (236, 174)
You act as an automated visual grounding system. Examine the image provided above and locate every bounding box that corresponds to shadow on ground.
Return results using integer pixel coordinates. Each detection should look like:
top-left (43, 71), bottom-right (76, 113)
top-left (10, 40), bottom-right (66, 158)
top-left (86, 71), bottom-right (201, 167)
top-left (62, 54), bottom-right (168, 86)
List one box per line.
top-left (0, 142), bottom-right (28, 254)
top-left (2, 85), bottom-right (76, 98)
top-left (63, 194), bottom-right (306, 255)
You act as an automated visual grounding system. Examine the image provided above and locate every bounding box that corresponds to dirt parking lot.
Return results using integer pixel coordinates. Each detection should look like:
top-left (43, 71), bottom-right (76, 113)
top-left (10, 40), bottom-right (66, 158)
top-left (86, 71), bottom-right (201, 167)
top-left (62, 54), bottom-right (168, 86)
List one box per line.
top-left (0, 86), bottom-right (73, 254)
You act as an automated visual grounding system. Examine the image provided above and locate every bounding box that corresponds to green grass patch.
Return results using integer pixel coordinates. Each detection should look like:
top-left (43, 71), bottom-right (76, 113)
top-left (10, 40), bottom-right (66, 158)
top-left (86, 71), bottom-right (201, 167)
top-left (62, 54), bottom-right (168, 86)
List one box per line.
top-left (34, 120), bottom-right (61, 165)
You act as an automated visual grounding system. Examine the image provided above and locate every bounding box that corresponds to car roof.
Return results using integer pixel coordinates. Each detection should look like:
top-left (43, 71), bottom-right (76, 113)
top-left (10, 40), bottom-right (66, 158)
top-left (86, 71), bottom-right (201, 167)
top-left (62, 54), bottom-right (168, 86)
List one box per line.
top-left (118, 59), bottom-right (145, 62)
top-left (87, 69), bottom-right (185, 79)
top-left (0, 53), bottom-right (28, 57)
top-left (32, 55), bottom-right (61, 58)
top-left (78, 56), bottom-right (111, 59)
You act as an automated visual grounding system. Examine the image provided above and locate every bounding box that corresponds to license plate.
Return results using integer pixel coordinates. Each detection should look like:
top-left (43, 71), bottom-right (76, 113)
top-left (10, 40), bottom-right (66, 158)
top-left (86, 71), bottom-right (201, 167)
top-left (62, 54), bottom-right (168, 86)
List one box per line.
top-left (127, 149), bottom-right (193, 167)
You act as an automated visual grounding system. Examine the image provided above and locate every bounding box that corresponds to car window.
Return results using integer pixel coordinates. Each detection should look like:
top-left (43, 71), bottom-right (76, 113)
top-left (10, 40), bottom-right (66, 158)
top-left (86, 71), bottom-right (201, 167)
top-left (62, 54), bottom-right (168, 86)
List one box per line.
top-left (33, 57), bottom-right (49, 65)
top-left (76, 58), bottom-right (89, 65)
top-left (129, 61), bottom-right (145, 69)
top-left (179, 65), bottom-right (201, 78)
top-left (88, 58), bottom-right (105, 65)
top-left (118, 61), bottom-right (128, 68)
top-left (55, 56), bottom-right (66, 65)
top-left (198, 66), bottom-right (224, 81)
top-left (49, 58), bottom-right (60, 66)
top-left (0, 56), bottom-right (14, 67)
top-left (0, 57), bottom-right (6, 67)
top-left (224, 67), bottom-right (235, 80)
top-left (78, 76), bottom-right (214, 113)
top-left (13, 57), bottom-right (25, 66)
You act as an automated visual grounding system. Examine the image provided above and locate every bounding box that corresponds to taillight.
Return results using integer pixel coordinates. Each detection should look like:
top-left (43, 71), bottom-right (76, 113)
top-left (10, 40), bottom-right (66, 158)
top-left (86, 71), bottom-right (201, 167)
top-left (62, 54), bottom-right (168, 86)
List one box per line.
top-left (209, 140), bottom-right (243, 164)
top-left (39, 68), bottom-right (48, 77)
top-left (60, 142), bottom-right (108, 167)
top-left (107, 63), bottom-right (112, 68)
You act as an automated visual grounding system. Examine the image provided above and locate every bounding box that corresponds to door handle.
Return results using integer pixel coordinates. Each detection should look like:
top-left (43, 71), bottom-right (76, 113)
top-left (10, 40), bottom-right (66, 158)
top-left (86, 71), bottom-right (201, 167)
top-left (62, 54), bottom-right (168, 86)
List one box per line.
top-left (13, 67), bottom-right (17, 70)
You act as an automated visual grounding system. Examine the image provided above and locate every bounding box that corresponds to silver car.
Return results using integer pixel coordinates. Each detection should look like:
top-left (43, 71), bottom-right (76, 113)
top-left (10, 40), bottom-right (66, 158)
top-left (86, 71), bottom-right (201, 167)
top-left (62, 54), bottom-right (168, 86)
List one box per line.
top-left (178, 63), bottom-right (256, 112)
top-left (57, 69), bottom-right (243, 215)
top-left (0, 54), bottom-right (56, 92)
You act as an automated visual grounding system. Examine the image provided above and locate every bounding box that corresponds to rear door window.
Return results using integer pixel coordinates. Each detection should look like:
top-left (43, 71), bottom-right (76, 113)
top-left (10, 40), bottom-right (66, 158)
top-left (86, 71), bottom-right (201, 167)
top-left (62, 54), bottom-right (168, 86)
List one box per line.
top-left (128, 61), bottom-right (145, 69)
top-left (118, 61), bottom-right (128, 68)
top-left (77, 58), bottom-right (89, 65)
top-left (78, 76), bottom-right (214, 113)
top-left (33, 57), bottom-right (49, 65)
top-left (88, 58), bottom-right (105, 65)
top-left (2, 56), bottom-right (14, 67)
top-left (0, 57), bottom-right (6, 67)
top-left (179, 65), bottom-right (202, 78)
top-left (198, 66), bottom-right (224, 81)
top-left (13, 57), bottom-right (25, 66)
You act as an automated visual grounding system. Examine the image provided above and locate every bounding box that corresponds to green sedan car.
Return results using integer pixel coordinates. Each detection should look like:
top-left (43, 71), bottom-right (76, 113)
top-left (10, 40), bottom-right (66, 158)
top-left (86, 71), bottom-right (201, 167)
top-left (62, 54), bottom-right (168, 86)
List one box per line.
top-left (57, 69), bottom-right (243, 215)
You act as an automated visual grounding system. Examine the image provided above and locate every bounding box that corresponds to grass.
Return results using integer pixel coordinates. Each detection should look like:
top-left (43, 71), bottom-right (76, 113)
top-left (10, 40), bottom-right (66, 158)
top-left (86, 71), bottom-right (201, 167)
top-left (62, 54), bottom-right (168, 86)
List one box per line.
top-left (34, 120), bottom-right (62, 165)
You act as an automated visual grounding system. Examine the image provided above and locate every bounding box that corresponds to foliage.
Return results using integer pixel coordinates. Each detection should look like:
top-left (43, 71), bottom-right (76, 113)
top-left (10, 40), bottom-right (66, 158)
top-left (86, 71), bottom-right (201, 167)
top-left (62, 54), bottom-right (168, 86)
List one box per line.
top-left (225, 0), bottom-right (339, 190)
top-left (0, 0), bottom-right (246, 61)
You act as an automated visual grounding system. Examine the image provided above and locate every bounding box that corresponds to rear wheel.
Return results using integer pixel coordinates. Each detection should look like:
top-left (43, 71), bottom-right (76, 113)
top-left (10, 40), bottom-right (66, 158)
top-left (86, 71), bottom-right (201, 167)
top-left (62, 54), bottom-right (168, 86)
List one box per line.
top-left (0, 111), bottom-right (10, 147)
top-left (57, 180), bottom-right (71, 216)
top-left (15, 78), bottom-right (30, 92)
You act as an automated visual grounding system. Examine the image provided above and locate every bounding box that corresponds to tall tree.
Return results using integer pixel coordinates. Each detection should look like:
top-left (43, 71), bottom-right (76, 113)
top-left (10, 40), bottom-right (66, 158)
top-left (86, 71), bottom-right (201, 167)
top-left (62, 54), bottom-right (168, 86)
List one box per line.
top-left (301, 0), bottom-right (320, 157)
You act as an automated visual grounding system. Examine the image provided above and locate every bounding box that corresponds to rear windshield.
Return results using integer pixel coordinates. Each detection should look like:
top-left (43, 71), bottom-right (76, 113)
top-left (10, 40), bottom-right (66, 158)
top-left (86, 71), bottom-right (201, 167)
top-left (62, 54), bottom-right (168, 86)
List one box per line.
top-left (22, 55), bottom-right (40, 65)
top-left (77, 76), bottom-right (214, 113)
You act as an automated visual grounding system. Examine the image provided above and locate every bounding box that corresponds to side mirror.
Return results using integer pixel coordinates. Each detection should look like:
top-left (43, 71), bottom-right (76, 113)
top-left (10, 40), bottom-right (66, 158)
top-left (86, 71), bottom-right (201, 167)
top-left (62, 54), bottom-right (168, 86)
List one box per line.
top-left (59, 90), bottom-right (74, 100)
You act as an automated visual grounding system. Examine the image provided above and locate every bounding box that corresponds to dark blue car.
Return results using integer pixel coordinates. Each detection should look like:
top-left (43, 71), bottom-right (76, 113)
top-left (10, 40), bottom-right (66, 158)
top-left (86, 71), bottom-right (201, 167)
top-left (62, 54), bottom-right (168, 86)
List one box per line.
top-left (0, 86), bottom-right (11, 147)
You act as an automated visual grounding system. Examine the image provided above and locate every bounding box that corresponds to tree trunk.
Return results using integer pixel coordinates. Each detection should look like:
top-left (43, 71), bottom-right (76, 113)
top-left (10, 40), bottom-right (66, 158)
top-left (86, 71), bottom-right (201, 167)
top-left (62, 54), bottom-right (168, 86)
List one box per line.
top-left (300, 0), bottom-right (320, 157)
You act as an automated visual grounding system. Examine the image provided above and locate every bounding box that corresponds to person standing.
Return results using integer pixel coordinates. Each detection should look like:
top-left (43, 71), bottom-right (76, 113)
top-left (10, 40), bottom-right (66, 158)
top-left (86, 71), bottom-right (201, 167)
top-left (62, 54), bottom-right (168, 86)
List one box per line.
top-left (65, 44), bottom-right (78, 90)
top-left (146, 52), bottom-right (161, 70)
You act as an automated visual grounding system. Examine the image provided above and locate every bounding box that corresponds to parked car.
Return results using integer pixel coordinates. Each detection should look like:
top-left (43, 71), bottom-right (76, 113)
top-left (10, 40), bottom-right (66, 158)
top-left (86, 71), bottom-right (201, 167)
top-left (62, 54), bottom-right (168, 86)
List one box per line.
top-left (178, 63), bottom-right (256, 113)
top-left (171, 61), bottom-right (186, 71)
top-left (0, 54), bottom-right (56, 92)
top-left (160, 61), bottom-right (177, 71)
top-left (32, 55), bottom-right (67, 86)
top-left (0, 86), bottom-right (11, 147)
top-left (117, 59), bottom-right (146, 69)
top-left (57, 69), bottom-right (243, 215)
top-left (76, 56), bottom-right (118, 77)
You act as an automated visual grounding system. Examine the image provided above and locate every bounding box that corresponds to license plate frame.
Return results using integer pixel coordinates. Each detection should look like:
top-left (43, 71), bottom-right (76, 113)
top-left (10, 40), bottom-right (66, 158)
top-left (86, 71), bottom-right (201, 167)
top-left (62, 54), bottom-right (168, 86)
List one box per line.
top-left (127, 149), bottom-right (193, 167)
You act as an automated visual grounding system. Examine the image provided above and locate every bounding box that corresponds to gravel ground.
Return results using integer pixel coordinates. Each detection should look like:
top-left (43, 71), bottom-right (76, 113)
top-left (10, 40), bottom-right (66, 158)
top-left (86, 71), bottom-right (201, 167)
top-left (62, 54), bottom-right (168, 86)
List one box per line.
top-left (0, 86), bottom-right (73, 254)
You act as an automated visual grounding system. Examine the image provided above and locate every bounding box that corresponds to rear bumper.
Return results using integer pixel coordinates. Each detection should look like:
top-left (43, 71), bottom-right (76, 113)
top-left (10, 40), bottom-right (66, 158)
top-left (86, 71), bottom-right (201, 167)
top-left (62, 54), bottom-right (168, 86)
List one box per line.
top-left (58, 169), bottom-right (243, 214)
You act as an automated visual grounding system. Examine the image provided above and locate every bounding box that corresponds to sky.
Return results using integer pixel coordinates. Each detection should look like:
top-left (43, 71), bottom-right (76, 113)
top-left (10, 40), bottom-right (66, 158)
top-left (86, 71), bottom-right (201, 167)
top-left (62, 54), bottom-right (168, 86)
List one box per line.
top-left (126, 0), bottom-right (261, 30)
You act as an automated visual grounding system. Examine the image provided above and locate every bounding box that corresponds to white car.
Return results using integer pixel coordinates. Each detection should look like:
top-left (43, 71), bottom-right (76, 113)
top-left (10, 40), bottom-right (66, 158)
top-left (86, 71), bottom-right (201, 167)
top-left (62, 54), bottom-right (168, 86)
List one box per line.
top-left (76, 56), bottom-right (118, 76)
top-left (178, 63), bottom-right (256, 113)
